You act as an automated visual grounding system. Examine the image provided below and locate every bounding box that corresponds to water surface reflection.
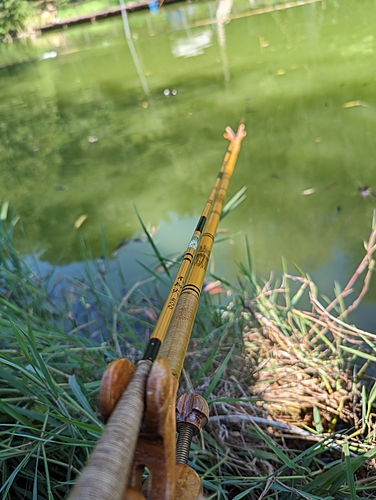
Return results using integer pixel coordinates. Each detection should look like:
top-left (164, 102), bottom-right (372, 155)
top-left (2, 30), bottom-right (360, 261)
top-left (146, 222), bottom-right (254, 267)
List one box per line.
top-left (1, 0), bottom-right (376, 330)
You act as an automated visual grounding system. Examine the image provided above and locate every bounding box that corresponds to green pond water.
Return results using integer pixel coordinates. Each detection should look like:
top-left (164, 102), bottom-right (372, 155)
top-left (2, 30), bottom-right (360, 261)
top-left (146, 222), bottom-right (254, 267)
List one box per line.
top-left (1, 0), bottom-right (376, 332)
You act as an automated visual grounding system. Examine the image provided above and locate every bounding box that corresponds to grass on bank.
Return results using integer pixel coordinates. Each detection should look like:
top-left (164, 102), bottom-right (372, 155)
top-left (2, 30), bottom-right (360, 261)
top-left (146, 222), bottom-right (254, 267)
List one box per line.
top-left (1, 206), bottom-right (376, 499)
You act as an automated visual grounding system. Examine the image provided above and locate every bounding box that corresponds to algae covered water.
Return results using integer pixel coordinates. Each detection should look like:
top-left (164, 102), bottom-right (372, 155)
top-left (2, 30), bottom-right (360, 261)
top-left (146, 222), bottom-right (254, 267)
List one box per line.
top-left (1, 0), bottom-right (376, 331)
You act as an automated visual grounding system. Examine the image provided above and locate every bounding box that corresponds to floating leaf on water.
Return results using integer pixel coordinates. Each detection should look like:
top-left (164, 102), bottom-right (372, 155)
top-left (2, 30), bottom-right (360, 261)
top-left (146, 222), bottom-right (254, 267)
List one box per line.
top-left (74, 214), bottom-right (88, 229)
top-left (301, 188), bottom-right (315, 195)
top-left (276, 68), bottom-right (286, 75)
top-left (141, 101), bottom-right (149, 109)
top-left (343, 100), bottom-right (369, 108)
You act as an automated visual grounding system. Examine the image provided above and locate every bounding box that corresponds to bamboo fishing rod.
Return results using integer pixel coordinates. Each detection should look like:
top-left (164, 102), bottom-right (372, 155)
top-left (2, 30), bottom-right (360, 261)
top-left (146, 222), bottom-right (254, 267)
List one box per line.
top-left (68, 124), bottom-right (246, 500)
top-left (158, 124), bottom-right (247, 378)
top-left (142, 125), bottom-right (245, 363)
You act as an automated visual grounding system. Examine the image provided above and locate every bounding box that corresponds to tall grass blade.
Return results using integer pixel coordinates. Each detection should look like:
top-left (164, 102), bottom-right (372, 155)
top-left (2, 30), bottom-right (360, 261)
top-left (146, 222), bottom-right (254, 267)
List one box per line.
top-left (203, 345), bottom-right (235, 400)
top-left (221, 186), bottom-right (247, 219)
top-left (68, 375), bottom-right (98, 420)
top-left (344, 442), bottom-right (357, 500)
top-left (135, 206), bottom-right (171, 277)
top-left (251, 424), bottom-right (302, 471)
top-left (0, 201), bottom-right (9, 221)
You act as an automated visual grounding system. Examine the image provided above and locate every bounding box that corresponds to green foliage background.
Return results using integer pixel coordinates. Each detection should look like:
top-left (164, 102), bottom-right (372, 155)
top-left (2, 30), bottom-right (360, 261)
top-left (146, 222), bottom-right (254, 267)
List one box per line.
top-left (0, 0), bottom-right (30, 38)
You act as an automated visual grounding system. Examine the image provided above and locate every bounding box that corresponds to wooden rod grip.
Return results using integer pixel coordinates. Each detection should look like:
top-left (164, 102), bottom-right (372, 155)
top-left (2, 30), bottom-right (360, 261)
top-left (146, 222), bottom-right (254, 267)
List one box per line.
top-left (68, 360), bottom-right (152, 500)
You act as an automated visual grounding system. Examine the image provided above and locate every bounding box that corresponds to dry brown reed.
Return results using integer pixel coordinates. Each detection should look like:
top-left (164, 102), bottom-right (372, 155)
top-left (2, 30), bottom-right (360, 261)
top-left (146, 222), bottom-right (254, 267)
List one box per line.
top-left (242, 212), bottom-right (376, 438)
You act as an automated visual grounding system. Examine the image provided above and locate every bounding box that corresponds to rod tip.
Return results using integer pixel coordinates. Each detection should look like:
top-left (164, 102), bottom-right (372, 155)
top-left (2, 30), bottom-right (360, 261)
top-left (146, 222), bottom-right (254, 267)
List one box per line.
top-left (224, 123), bottom-right (247, 142)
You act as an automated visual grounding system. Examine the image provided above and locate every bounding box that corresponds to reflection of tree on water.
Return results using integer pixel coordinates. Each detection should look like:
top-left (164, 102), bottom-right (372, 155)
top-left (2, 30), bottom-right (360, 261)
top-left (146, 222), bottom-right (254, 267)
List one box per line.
top-left (1, 0), bottom-right (375, 300)
top-left (171, 30), bottom-right (212, 58)
top-left (215, 0), bottom-right (233, 84)
top-left (167, 6), bottom-right (213, 59)
top-left (164, 5), bottom-right (197, 31)
top-left (120, 0), bottom-right (150, 97)
top-left (167, 0), bottom-right (231, 82)
top-left (40, 3), bottom-right (59, 26)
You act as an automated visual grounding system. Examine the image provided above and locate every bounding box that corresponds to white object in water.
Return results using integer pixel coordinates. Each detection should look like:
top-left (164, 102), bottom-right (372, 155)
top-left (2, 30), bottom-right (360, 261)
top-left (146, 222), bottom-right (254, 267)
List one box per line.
top-left (39, 51), bottom-right (57, 60)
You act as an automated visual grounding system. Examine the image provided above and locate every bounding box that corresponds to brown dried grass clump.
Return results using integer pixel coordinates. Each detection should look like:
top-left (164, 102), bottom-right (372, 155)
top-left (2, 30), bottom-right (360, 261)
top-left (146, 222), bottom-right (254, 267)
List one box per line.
top-left (241, 213), bottom-right (376, 447)
top-left (244, 319), bottom-right (359, 431)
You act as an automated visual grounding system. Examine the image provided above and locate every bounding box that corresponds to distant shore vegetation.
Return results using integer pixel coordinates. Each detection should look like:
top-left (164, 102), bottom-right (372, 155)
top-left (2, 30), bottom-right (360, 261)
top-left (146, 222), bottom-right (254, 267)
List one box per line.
top-left (0, 0), bottom-right (115, 41)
